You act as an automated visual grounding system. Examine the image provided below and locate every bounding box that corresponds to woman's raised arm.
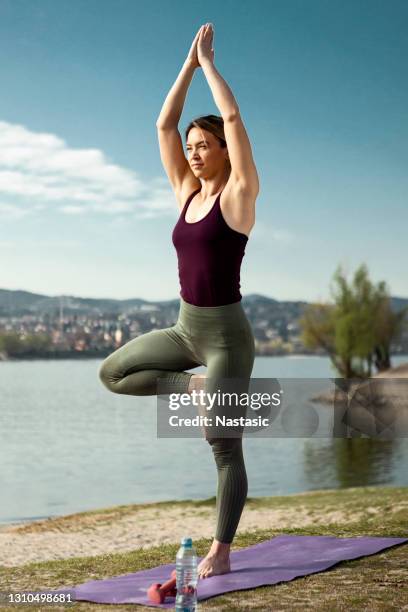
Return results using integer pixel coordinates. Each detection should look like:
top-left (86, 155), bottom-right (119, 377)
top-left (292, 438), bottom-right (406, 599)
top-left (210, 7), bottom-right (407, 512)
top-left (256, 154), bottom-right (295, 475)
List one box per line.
top-left (155, 27), bottom-right (205, 202)
top-left (198, 24), bottom-right (259, 194)
top-left (156, 26), bottom-right (202, 129)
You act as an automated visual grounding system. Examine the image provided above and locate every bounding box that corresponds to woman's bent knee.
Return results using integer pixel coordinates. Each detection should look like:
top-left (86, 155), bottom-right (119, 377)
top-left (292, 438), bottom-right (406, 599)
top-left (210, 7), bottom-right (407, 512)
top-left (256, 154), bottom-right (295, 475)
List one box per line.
top-left (98, 357), bottom-right (121, 393)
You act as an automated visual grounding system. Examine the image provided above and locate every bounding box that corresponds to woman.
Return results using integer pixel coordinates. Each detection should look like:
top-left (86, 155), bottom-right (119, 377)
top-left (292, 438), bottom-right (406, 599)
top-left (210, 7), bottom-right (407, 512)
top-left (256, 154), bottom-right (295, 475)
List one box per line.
top-left (99, 23), bottom-right (259, 579)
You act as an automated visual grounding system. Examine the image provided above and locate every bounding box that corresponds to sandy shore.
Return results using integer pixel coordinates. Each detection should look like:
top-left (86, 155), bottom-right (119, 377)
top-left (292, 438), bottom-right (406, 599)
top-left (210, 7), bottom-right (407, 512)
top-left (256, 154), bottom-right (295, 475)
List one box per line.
top-left (0, 496), bottom-right (378, 568)
top-left (311, 362), bottom-right (408, 404)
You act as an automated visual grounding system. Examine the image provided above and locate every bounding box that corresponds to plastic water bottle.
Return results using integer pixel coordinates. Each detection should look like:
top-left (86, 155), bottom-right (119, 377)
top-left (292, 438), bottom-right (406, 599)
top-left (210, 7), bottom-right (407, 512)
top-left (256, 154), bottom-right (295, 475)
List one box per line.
top-left (175, 536), bottom-right (198, 611)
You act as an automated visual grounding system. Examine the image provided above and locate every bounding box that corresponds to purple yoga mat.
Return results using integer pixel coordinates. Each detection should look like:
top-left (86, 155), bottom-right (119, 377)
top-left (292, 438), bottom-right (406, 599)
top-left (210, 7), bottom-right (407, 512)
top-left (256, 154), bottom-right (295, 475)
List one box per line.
top-left (54, 535), bottom-right (407, 607)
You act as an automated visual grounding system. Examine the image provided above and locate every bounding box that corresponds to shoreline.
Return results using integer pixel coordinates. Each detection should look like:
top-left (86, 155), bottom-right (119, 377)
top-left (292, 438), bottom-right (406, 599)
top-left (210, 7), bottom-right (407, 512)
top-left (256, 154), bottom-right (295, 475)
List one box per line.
top-left (0, 486), bottom-right (406, 568)
top-left (0, 350), bottom-right (333, 361)
top-left (311, 362), bottom-right (408, 404)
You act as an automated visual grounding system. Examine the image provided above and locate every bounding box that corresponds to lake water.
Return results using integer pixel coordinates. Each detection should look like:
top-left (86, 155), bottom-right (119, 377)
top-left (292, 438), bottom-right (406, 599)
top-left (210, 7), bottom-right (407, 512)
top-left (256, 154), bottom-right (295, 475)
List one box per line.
top-left (1, 355), bottom-right (407, 526)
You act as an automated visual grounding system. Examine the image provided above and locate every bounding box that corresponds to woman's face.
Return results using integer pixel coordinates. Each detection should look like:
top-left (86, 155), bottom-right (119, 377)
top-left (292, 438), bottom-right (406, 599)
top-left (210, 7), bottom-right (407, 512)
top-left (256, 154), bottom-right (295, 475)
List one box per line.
top-left (186, 127), bottom-right (228, 177)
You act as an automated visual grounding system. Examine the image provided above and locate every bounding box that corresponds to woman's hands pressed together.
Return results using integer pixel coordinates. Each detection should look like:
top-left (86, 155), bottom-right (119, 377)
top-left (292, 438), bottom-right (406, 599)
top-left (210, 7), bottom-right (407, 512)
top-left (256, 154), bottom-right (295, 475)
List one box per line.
top-left (186, 23), bottom-right (215, 68)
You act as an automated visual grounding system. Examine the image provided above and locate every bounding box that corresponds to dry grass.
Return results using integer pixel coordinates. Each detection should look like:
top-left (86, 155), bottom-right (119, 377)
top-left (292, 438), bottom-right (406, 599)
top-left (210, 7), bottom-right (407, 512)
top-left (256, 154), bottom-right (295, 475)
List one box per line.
top-left (0, 485), bottom-right (407, 611)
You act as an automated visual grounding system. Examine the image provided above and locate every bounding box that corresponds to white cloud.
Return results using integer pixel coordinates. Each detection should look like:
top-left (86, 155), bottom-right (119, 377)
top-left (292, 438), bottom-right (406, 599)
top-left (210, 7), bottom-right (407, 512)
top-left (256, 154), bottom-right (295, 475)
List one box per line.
top-left (0, 202), bottom-right (29, 219)
top-left (269, 228), bottom-right (295, 244)
top-left (0, 238), bottom-right (79, 248)
top-left (0, 120), bottom-right (177, 219)
top-left (60, 205), bottom-right (87, 215)
top-left (250, 219), bottom-right (295, 245)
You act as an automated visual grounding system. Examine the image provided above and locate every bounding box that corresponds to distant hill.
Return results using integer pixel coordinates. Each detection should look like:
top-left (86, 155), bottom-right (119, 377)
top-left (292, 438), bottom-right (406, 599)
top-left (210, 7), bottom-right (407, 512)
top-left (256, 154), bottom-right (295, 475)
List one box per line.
top-left (390, 296), bottom-right (408, 313)
top-left (0, 288), bottom-right (155, 316)
top-left (0, 288), bottom-right (407, 318)
top-left (0, 288), bottom-right (290, 316)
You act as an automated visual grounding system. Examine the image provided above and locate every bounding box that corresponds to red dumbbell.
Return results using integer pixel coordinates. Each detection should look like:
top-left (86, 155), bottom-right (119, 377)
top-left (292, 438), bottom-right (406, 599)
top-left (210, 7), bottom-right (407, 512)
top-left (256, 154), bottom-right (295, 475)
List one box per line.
top-left (147, 569), bottom-right (177, 603)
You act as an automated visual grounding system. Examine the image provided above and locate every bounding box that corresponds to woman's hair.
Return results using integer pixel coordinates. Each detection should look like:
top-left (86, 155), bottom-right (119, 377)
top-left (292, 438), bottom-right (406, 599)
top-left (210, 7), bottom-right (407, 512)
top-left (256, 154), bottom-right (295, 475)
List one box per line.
top-left (185, 115), bottom-right (231, 170)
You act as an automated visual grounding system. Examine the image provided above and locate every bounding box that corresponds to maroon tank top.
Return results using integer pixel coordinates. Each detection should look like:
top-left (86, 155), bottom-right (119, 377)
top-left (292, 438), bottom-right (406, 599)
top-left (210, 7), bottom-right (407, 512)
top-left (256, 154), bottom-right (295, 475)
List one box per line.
top-left (172, 187), bottom-right (248, 307)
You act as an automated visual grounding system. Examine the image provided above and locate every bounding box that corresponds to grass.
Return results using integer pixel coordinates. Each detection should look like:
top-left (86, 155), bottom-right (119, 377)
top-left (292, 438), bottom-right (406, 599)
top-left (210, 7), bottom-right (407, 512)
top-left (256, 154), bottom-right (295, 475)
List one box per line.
top-left (0, 486), bottom-right (407, 611)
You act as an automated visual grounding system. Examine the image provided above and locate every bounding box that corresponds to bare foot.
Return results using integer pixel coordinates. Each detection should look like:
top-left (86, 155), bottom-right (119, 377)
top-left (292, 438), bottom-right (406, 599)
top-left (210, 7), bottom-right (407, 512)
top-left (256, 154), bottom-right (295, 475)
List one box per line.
top-left (197, 540), bottom-right (231, 579)
top-left (197, 552), bottom-right (231, 579)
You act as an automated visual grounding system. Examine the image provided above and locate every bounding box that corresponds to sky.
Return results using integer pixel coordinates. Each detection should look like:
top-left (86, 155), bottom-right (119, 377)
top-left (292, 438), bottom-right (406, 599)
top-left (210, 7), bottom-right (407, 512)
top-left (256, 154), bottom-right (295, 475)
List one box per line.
top-left (0, 0), bottom-right (406, 303)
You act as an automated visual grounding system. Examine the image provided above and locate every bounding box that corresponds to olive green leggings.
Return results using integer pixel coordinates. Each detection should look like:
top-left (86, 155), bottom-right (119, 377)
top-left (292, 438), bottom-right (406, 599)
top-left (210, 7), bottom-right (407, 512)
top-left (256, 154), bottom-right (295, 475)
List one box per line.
top-left (98, 296), bottom-right (255, 544)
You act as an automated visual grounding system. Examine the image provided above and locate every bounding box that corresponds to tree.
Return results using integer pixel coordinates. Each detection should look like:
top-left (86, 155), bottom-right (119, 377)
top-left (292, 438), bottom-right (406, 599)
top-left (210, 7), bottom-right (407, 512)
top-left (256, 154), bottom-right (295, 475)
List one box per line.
top-left (299, 263), bottom-right (408, 378)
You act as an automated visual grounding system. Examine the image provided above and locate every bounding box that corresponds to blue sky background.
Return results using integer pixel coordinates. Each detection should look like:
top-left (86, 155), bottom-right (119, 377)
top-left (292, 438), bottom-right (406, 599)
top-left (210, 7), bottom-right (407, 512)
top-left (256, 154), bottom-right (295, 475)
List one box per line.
top-left (0, 0), bottom-right (406, 302)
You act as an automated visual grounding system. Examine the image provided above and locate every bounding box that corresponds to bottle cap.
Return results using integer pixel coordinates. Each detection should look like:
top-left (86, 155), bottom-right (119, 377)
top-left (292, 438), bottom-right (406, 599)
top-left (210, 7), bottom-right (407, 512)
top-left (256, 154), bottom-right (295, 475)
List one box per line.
top-left (181, 537), bottom-right (192, 547)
